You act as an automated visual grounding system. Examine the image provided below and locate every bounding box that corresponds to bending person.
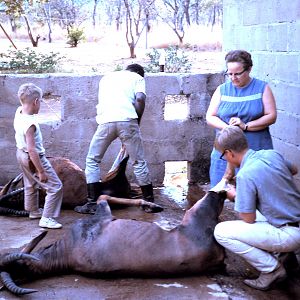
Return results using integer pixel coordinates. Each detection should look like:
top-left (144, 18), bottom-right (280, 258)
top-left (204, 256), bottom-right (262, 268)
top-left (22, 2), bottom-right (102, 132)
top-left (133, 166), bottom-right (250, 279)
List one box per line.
top-left (75, 64), bottom-right (154, 214)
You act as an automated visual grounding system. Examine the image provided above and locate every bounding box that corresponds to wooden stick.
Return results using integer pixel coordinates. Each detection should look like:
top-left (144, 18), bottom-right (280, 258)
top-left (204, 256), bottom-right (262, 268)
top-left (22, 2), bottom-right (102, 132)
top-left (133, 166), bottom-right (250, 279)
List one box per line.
top-left (0, 23), bottom-right (17, 49)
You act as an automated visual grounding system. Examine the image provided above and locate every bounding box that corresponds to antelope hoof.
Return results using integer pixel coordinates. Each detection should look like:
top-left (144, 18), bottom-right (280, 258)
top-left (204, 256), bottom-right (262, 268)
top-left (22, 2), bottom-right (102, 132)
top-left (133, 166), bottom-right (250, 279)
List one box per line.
top-left (141, 203), bottom-right (164, 213)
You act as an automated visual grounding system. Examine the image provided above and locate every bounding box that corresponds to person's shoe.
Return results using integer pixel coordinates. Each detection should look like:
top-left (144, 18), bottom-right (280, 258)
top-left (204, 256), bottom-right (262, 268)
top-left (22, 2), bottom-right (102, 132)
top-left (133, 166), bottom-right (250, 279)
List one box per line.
top-left (39, 217), bottom-right (62, 229)
top-left (74, 202), bottom-right (97, 214)
top-left (243, 263), bottom-right (287, 291)
top-left (29, 208), bottom-right (43, 219)
top-left (140, 184), bottom-right (155, 203)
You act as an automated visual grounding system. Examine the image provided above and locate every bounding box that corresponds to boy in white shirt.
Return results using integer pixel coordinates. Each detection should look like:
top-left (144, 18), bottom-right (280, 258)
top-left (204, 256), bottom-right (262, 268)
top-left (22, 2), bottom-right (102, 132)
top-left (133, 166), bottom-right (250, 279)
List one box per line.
top-left (14, 83), bottom-right (63, 229)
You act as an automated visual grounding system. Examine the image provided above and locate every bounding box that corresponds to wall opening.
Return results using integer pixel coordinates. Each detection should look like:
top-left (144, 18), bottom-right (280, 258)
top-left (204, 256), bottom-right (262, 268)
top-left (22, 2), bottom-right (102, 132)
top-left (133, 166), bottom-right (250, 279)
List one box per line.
top-left (163, 161), bottom-right (188, 207)
top-left (38, 93), bottom-right (62, 123)
top-left (164, 94), bottom-right (189, 120)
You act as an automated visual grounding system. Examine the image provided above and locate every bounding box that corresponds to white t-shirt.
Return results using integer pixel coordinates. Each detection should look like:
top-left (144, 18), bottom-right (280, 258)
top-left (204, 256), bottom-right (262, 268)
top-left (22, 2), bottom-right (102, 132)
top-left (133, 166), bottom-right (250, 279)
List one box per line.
top-left (14, 106), bottom-right (45, 154)
top-left (96, 70), bottom-right (146, 124)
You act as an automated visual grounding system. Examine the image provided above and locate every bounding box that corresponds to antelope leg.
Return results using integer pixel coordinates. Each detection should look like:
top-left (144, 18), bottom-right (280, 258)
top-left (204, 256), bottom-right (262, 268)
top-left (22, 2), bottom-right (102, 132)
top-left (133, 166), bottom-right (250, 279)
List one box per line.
top-left (97, 195), bottom-right (163, 213)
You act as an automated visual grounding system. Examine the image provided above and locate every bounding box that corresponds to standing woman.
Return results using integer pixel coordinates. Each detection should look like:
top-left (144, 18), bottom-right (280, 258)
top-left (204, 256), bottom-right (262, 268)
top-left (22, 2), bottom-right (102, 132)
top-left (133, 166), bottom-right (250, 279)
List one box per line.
top-left (206, 50), bottom-right (277, 187)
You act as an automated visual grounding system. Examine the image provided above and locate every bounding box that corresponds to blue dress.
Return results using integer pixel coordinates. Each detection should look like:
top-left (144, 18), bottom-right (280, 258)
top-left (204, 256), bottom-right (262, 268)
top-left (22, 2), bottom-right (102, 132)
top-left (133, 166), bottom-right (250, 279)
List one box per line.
top-left (209, 78), bottom-right (274, 187)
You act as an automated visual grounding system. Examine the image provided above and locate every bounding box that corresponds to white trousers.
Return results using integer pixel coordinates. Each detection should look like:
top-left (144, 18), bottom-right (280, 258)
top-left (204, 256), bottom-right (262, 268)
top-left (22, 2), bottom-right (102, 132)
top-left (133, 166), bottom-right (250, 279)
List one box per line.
top-left (85, 120), bottom-right (151, 186)
top-left (16, 149), bottom-right (62, 218)
top-left (214, 218), bottom-right (300, 273)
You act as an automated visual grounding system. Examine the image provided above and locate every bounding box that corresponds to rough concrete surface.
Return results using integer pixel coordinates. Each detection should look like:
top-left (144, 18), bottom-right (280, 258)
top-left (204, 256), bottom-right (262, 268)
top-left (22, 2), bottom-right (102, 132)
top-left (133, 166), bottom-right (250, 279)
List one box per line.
top-left (0, 187), bottom-right (299, 300)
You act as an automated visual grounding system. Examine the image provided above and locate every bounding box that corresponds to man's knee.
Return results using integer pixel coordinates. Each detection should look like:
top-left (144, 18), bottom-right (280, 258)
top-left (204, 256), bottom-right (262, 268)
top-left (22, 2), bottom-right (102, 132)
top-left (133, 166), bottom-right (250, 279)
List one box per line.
top-left (214, 221), bottom-right (234, 244)
top-left (214, 222), bottom-right (224, 242)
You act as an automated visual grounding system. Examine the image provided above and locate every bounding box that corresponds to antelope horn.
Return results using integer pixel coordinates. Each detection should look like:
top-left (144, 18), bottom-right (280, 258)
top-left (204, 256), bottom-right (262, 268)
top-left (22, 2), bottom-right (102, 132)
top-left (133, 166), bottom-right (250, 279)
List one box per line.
top-left (0, 188), bottom-right (24, 203)
top-left (1, 253), bottom-right (39, 267)
top-left (0, 272), bottom-right (37, 295)
top-left (0, 179), bottom-right (14, 197)
top-left (0, 207), bottom-right (29, 217)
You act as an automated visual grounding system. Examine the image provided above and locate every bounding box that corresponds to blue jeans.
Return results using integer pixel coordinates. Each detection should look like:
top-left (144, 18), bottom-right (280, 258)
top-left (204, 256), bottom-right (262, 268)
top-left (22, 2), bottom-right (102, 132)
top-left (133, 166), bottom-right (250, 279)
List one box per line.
top-left (85, 120), bottom-right (151, 186)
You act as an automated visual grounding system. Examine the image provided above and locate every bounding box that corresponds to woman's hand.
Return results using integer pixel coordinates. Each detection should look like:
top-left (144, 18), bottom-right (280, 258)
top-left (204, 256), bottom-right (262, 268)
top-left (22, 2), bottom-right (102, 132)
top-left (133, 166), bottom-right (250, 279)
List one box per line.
top-left (229, 117), bottom-right (247, 130)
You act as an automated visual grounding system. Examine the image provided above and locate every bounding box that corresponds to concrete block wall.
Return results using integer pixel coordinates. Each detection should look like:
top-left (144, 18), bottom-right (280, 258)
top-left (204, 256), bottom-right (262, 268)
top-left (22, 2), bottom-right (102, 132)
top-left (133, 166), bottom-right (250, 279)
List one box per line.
top-left (223, 0), bottom-right (300, 189)
top-left (0, 73), bottom-right (223, 186)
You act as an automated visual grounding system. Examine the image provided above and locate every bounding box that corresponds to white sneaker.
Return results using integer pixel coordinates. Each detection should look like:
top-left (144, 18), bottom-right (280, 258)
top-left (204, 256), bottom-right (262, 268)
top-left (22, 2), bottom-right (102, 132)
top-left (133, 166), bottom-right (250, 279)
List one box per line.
top-left (29, 208), bottom-right (43, 219)
top-left (39, 217), bottom-right (62, 229)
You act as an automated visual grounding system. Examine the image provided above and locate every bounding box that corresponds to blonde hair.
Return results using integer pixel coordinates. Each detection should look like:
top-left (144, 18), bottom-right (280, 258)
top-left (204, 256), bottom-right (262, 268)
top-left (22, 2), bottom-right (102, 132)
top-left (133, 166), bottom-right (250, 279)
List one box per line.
top-left (18, 83), bottom-right (42, 104)
top-left (214, 126), bottom-right (248, 152)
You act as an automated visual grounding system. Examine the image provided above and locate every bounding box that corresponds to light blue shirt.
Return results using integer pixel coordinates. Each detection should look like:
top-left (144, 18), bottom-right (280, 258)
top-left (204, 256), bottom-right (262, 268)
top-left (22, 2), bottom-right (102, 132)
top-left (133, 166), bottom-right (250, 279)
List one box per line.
top-left (235, 149), bottom-right (300, 227)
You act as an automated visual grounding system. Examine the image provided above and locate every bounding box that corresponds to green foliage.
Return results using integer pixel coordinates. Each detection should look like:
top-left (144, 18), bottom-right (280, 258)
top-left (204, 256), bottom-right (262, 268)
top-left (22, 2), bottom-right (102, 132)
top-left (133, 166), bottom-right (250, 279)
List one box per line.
top-left (145, 46), bottom-right (191, 73)
top-left (67, 27), bottom-right (85, 47)
top-left (144, 48), bottom-right (160, 73)
top-left (0, 0), bottom-right (47, 16)
top-left (114, 64), bottom-right (123, 71)
top-left (0, 47), bottom-right (64, 73)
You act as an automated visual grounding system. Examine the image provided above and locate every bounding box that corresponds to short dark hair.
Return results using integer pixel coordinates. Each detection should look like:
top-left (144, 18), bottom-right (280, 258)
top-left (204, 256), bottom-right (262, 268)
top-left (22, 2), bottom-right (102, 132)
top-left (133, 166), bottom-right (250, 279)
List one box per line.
top-left (225, 50), bottom-right (253, 70)
top-left (214, 126), bottom-right (248, 153)
top-left (126, 64), bottom-right (145, 77)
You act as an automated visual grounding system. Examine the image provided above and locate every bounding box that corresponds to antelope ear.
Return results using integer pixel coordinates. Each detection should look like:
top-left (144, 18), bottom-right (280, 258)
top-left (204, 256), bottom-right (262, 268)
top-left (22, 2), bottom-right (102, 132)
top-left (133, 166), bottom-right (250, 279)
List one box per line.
top-left (218, 190), bottom-right (227, 200)
top-left (22, 231), bottom-right (48, 254)
top-left (209, 178), bottom-right (230, 193)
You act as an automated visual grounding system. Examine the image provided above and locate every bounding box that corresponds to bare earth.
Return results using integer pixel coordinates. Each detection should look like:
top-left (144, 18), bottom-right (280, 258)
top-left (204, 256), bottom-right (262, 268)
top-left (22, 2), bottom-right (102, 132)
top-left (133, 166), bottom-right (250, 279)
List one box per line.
top-left (0, 38), bottom-right (224, 74)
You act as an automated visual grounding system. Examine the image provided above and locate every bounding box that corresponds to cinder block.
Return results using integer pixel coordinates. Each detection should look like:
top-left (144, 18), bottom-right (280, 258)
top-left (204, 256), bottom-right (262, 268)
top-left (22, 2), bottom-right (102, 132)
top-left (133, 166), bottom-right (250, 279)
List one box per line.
top-left (271, 82), bottom-right (300, 115)
top-left (272, 137), bottom-right (300, 183)
top-left (288, 21), bottom-right (300, 51)
top-left (267, 23), bottom-right (288, 51)
top-left (180, 74), bottom-right (208, 94)
top-left (252, 52), bottom-right (277, 81)
top-left (242, 1), bottom-right (261, 25)
top-left (146, 74), bottom-right (181, 95)
top-left (275, 54), bottom-right (299, 83)
top-left (274, 0), bottom-right (300, 22)
top-left (271, 112), bottom-right (300, 145)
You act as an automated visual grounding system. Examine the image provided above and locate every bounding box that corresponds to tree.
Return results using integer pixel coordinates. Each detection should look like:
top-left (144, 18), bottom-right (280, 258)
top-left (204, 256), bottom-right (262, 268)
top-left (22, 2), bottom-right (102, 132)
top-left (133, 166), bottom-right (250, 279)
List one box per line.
top-left (158, 0), bottom-right (186, 45)
top-left (0, 0), bottom-right (44, 47)
top-left (203, 0), bottom-right (222, 30)
top-left (48, 0), bottom-right (89, 33)
top-left (183, 0), bottom-right (191, 25)
top-left (42, 1), bottom-right (52, 43)
top-left (92, 0), bottom-right (100, 27)
top-left (123, 0), bottom-right (155, 58)
top-left (102, 0), bottom-right (123, 30)
top-left (189, 0), bottom-right (222, 28)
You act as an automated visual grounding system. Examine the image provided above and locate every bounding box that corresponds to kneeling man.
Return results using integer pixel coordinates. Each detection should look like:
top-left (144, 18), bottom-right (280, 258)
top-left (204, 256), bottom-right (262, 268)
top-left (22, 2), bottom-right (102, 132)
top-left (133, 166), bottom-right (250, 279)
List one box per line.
top-left (214, 125), bottom-right (300, 291)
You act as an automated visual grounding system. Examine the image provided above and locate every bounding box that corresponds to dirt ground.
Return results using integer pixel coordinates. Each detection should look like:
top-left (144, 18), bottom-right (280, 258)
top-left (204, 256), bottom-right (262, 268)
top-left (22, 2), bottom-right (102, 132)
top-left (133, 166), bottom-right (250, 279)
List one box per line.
top-left (0, 185), bottom-right (299, 300)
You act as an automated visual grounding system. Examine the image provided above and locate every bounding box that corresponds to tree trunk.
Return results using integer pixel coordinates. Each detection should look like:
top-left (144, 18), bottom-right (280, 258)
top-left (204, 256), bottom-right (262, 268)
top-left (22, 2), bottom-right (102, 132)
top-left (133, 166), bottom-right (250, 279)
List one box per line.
top-left (184, 0), bottom-right (191, 25)
top-left (92, 0), bottom-right (99, 28)
top-left (43, 5), bottom-right (52, 43)
top-left (124, 0), bottom-right (136, 58)
top-left (172, 28), bottom-right (184, 46)
top-left (129, 43), bottom-right (136, 58)
top-left (23, 15), bottom-right (40, 47)
top-left (9, 16), bottom-right (17, 32)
